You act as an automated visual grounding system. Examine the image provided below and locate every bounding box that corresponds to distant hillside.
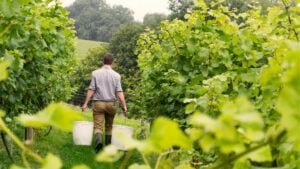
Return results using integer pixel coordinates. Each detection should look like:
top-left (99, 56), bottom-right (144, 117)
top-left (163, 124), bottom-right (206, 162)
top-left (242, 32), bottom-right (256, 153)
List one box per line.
top-left (75, 39), bottom-right (107, 59)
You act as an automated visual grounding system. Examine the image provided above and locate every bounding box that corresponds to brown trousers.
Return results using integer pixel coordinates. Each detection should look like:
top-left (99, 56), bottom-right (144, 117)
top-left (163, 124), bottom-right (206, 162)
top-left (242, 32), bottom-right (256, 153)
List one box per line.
top-left (92, 101), bottom-right (117, 135)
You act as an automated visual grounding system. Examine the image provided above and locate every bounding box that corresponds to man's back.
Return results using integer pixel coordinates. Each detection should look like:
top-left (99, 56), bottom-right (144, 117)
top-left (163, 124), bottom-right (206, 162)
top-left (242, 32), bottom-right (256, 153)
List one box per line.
top-left (89, 65), bottom-right (122, 101)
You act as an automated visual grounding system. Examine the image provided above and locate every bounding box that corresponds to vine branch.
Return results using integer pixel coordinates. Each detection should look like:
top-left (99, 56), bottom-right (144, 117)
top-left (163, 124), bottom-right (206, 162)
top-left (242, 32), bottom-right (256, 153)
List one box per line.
top-left (0, 118), bottom-right (44, 164)
top-left (22, 151), bottom-right (31, 169)
top-left (207, 130), bottom-right (287, 169)
top-left (165, 29), bottom-right (180, 57)
top-left (208, 142), bottom-right (269, 169)
top-left (281, 0), bottom-right (299, 41)
top-left (155, 150), bottom-right (181, 169)
top-left (0, 23), bottom-right (14, 38)
top-left (1, 132), bottom-right (14, 162)
top-left (119, 150), bottom-right (133, 169)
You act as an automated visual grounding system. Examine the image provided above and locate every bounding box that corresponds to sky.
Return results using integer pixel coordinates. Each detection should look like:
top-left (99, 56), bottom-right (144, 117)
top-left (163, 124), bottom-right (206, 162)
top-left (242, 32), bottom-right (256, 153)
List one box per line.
top-left (59, 0), bottom-right (171, 21)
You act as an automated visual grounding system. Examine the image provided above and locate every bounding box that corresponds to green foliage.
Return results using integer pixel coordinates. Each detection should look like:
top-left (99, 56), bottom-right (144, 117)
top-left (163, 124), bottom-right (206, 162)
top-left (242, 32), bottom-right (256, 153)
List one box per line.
top-left (276, 49), bottom-right (300, 151)
top-left (67, 0), bottom-right (134, 42)
top-left (0, 0), bottom-right (76, 116)
top-left (96, 145), bottom-right (124, 163)
top-left (17, 103), bottom-right (84, 132)
top-left (129, 0), bottom-right (300, 168)
top-left (109, 23), bottom-right (145, 74)
top-left (42, 153), bottom-right (63, 169)
top-left (143, 13), bottom-right (168, 29)
top-left (0, 60), bottom-right (9, 81)
top-left (97, 72), bottom-right (300, 168)
top-left (135, 0), bottom-right (300, 125)
top-left (149, 117), bottom-right (192, 151)
top-left (168, 0), bottom-right (194, 20)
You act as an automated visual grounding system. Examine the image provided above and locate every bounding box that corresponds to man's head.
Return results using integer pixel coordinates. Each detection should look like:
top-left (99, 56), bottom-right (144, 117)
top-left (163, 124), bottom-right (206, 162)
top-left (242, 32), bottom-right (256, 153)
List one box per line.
top-left (103, 53), bottom-right (114, 65)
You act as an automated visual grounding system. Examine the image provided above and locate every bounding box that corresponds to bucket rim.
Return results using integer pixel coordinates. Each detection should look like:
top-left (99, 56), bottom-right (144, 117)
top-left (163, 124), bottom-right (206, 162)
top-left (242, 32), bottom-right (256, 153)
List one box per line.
top-left (113, 124), bottom-right (133, 129)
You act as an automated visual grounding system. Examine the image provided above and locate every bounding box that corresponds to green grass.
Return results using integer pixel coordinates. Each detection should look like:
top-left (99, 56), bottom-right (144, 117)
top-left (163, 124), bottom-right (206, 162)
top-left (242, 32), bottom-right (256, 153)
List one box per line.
top-left (75, 39), bottom-right (107, 60)
top-left (0, 114), bottom-right (148, 169)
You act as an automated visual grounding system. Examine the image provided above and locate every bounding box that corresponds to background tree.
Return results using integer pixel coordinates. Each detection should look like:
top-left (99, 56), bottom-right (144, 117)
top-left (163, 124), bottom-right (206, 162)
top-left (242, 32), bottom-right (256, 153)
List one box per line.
top-left (143, 13), bottom-right (168, 29)
top-left (168, 0), bottom-right (279, 21)
top-left (108, 23), bottom-right (145, 75)
top-left (67, 0), bottom-right (134, 42)
top-left (168, 0), bottom-right (194, 20)
top-left (219, 0), bottom-right (279, 14)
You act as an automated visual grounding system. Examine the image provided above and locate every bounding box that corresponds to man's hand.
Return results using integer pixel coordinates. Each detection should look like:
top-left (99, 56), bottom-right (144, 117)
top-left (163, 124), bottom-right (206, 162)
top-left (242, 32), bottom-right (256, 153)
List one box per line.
top-left (82, 103), bottom-right (88, 112)
top-left (122, 106), bottom-right (128, 117)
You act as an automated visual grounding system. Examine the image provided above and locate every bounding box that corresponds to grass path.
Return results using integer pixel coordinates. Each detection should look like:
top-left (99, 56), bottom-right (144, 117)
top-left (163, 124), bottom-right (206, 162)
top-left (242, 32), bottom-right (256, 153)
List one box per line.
top-left (0, 113), bottom-right (147, 169)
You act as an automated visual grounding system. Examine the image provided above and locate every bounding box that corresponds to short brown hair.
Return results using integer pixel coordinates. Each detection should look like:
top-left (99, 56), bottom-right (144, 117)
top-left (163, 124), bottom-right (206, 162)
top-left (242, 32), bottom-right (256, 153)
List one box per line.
top-left (103, 53), bottom-right (114, 65)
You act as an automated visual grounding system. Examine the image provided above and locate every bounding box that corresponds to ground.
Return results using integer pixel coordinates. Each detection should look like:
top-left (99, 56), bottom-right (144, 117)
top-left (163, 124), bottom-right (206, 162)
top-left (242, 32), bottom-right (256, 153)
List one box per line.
top-left (75, 39), bottom-right (107, 60)
top-left (0, 112), bottom-right (149, 169)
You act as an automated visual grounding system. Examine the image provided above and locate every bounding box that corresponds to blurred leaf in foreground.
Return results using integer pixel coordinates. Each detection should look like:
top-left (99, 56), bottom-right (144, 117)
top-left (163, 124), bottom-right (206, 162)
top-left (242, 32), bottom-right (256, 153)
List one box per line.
top-left (17, 103), bottom-right (84, 132)
top-left (42, 153), bottom-right (62, 169)
top-left (0, 61), bottom-right (10, 81)
top-left (149, 117), bottom-right (192, 152)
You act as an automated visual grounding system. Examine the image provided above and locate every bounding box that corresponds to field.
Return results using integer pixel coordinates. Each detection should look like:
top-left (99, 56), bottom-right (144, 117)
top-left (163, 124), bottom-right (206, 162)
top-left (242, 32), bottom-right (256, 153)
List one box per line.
top-left (75, 39), bottom-right (107, 60)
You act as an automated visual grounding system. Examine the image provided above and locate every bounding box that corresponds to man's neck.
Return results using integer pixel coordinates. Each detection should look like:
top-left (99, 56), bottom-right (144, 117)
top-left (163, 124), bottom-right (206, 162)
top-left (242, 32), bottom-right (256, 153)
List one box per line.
top-left (103, 64), bottom-right (112, 69)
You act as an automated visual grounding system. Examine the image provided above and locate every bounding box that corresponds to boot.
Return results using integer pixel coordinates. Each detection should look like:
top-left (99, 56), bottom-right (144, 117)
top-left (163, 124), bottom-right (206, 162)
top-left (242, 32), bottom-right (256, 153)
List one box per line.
top-left (105, 135), bottom-right (112, 146)
top-left (95, 133), bottom-right (103, 153)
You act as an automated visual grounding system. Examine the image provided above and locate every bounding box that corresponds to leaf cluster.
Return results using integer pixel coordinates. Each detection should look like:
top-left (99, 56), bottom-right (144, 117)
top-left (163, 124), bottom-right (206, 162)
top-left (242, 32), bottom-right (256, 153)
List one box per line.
top-left (0, 0), bottom-right (76, 116)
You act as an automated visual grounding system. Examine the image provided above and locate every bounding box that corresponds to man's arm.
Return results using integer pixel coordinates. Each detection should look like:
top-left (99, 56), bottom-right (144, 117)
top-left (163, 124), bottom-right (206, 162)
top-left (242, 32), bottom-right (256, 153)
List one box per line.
top-left (117, 91), bottom-right (127, 116)
top-left (82, 89), bottom-right (95, 112)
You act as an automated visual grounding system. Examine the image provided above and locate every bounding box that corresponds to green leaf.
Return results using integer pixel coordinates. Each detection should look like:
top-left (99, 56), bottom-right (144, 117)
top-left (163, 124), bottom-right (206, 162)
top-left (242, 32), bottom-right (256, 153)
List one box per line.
top-left (0, 110), bottom-right (5, 117)
top-left (194, 0), bottom-right (207, 11)
top-left (240, 71), bottom-right (257, 83)
top-left (175, 164), bottom-right (195, 169)
top-left (112, 128), bottom-right (154, 153)
top-left (149, 117), bottom-right (192, 151)
top-left (246, 145), bottom-right (272, 162)
top-left (0, 61), bottom-right (10, 81)
top-left (71, 165), bottom-right (91, 169)
top-left (199, 135), bottom-right (216, 152)
top-left (0, 0), bottom-right (12, 16)
top-left (10, 165), bottom-right (25, 169)
top-left (17, 103), bottom-right (84, 131)
top-left (233, 159), bottom-right (251, 169)
top-left (128, 164), bottom-right (151, 169)
top-left (42, 153), bottom-right (62, 169)
top-left (185, 102), bottom-right (196, 114)
top-left (186, 128), bottom-right (203, 141)
top-left (277, 50), bottom-right (300, 151)
top-left (96, 145), bottom-right (124, 163)
top-left (221, 97), bottom-right (264, 129)
top-left (189, 113), bottom-right (218, 131)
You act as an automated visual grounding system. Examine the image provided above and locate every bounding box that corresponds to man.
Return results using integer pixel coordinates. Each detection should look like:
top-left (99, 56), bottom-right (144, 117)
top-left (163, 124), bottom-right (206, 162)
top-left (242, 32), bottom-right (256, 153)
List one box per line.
top-left (82, 53), bottom-right (127, 153)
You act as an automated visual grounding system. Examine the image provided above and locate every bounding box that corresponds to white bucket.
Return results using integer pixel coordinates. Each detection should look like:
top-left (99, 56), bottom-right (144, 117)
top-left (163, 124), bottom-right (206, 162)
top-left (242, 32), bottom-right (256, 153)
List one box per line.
top-left (73, 121), bottom-right (94, 145)
top-left (112, 124), bottom-right (133, 150)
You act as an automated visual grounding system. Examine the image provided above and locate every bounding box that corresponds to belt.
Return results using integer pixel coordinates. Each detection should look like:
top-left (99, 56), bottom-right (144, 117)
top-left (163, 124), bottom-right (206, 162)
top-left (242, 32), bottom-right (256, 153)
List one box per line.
top-left (93, 100), bottom-right (116, 102)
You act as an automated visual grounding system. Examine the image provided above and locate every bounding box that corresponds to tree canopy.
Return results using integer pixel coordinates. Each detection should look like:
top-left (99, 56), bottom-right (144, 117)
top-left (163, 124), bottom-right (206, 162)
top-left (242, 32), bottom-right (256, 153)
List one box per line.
top-left (168, 0), bottom-right (194, 20)
top-left (108, 23), bottom-right (145, 74)
top-left (143, 13), bottom-right (168, 29)
top-left (67, 0), bottom-right (134, 42)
